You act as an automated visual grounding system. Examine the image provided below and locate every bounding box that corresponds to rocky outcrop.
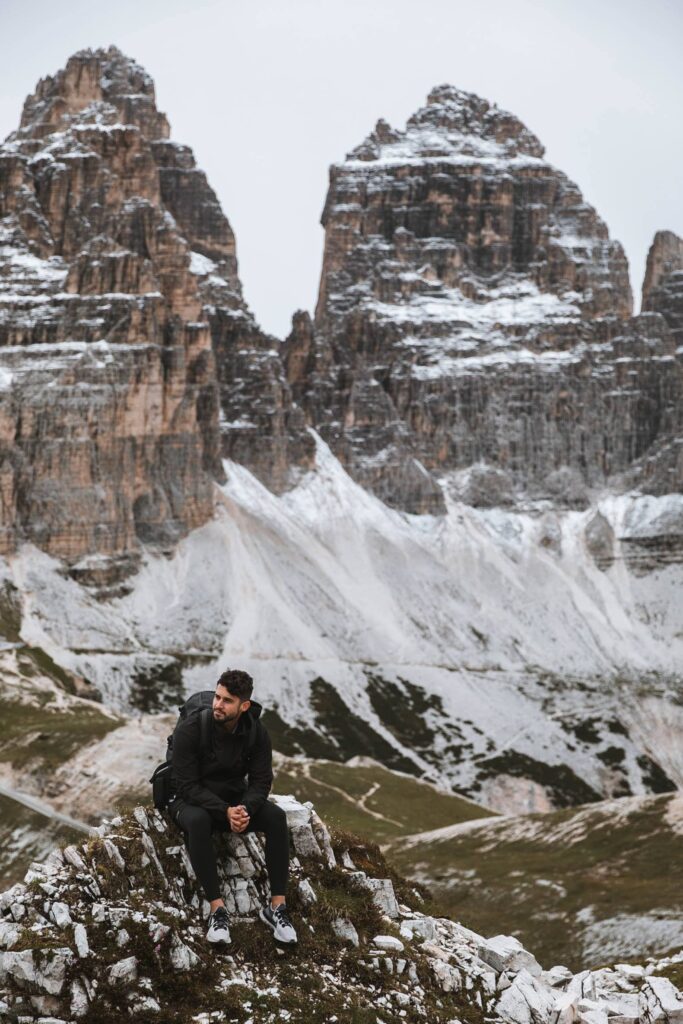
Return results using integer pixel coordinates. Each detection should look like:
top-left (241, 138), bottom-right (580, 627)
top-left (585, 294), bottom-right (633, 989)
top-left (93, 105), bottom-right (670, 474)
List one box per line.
top-left (285, 85), bottom-right (682, 512)
top-left (629, 231), bottom-right (683, 491)
top-left (3, 55), bottom-right (681, 551)
top-left (1, 800), bottom-right (681, 1023)
top-left (642, 230), bottom-right (683, 345)
top-left (0, 47), bottom-right (222, 573)
top-left (0, 46), bottom-right (311, 582)
top-left (152, 139), bottom-right (314, 492)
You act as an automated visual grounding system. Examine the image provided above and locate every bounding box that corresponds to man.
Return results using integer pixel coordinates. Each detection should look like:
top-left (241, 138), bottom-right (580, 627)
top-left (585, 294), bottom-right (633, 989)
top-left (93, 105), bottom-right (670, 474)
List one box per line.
top-left (169, 669), bottom-right (297, 946)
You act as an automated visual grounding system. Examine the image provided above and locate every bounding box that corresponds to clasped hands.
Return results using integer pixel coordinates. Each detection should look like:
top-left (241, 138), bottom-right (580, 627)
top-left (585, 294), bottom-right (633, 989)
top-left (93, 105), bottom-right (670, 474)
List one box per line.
top-left (227, 804), bottom-right (250, 833)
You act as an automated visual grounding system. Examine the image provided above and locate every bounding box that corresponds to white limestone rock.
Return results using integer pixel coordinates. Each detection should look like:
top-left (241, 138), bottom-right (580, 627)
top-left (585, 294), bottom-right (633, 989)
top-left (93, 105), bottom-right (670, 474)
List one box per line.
top-left (140, 832), bottom-right (166, 877)
top-left (233, 879), bottom-right (254, 915)
top-left (544, 965), bottom-right (574, 987)
top-left (131, 994), bottom-right (162, 1013)
top-left (0, 884), bottom-right (24, 913)
top-left (290, 823), bottom-right (323, 859)
top-left (431, 959), bottom-right (463, 993)
top-left (495, 967), bottom-right (556, 1024)
top-left (133, 806), bottom-right (150, 830)
top-left (297, 879), bottom-right (317, 905)
top-left (91, 903), bottom-right (107, 924)
top-left (640, 976), bottom-right (683, 1023)
top-left (602, 992), bottom-right (641, 1021)
top-left (553, 990), bottom-right (579, 1024)
top-left (271, 794), bottom-right (313, 828)
top-left (479, 934), bottom-right (542, 978)
top-left (170, 935), bottom-right (200, 971)
top-left (421, 940), bottom-right (453, 963)
top-left (108, 956), bottom-right (138, 986)
top-left (0, 919), bottom-right (20, 949)
top-left (567, 971), bottom-right (597, 1001)
top-left (332, 917), bottom-right (360, 947)
top-left (615, 964), bottom-right (646, 982)
top-left (62, 847), bottom-right (87, 872)
top-left (351, 874), bottom-right (400, 919)
top-left (577, 997), bottom-right (610, 1024)
top-left (50, 902), bottom-right (72, 929)
top-left (310, 810), bottom-right (337, 868)
top-left (150, 922), bottom-right (170, 944)
top-left (372, 934), bottom-right (404, 952)
top-left (73, 923), bottom-right (89, 958)
top-left (400, 917), bottom-right (436, 941)
top-left (0, 948), bottom-right (36, 989)
top-left (39, 949), bottom-right (74, 996)
top-left (70, 977), bottom-right (89, 1018)
top-left (10, 901), bottom-right (26, 921)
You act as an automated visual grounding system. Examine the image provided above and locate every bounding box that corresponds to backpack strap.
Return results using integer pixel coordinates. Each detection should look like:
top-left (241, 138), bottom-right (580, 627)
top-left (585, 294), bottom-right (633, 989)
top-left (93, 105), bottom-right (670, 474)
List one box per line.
top-left (245, 718), bottom-right (261, 756)
top-left (199, 707), bottom-right (213, 758)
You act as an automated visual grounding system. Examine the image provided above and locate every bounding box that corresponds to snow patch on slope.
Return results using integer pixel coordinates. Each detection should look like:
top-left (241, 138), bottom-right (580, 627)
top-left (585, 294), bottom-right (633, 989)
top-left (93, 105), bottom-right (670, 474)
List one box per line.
top-left (4, 433), bottom-right (683, 808)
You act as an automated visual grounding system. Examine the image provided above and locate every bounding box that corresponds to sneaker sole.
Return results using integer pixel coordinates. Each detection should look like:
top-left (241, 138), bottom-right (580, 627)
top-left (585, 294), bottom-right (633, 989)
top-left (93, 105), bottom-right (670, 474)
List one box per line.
top-left (258, 908), bottom-right (298, 945)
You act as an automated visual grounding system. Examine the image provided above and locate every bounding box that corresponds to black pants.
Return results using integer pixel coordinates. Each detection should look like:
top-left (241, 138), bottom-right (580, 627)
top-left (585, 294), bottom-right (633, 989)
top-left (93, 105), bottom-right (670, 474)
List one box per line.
top-left (171, 799), bottom-right (289, 903)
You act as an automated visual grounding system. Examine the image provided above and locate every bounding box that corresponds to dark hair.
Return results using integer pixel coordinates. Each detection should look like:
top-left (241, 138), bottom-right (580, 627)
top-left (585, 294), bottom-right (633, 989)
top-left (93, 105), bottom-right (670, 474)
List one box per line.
top-left (216, 669), bottom-right (253, 702)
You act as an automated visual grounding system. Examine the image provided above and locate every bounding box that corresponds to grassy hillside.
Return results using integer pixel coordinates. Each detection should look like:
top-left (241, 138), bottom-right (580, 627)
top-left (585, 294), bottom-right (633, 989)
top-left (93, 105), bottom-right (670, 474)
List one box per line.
top-left (385, 791), bottom-right (683, 971)
top-left (0, 649), bottom-right (123, 778)
top-left (0, 610), bottom-right (126, 886)
top-left (272, 756), bottom-right (493, 842)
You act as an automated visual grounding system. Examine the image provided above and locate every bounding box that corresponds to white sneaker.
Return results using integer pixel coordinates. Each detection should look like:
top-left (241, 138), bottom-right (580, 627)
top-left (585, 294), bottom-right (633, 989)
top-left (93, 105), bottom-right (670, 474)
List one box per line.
top-left (259, 903), bottom-right (298, 944)
top-left (206, 906), bottom-right (231, 945)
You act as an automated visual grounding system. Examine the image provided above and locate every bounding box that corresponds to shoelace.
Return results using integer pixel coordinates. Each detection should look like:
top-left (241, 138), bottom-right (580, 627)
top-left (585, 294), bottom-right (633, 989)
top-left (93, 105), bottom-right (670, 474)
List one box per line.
top-left (273, 905), bottom-right (293, 928)
top-left (212, 908), bottom-right (229, 927)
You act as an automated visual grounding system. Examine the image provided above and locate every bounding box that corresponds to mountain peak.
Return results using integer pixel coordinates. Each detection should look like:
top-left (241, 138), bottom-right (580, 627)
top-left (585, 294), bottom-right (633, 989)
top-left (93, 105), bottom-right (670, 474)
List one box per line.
top-left (346, 83), bottom-right (545, 164)
top-left (14, 45), bottom-right (169, 143)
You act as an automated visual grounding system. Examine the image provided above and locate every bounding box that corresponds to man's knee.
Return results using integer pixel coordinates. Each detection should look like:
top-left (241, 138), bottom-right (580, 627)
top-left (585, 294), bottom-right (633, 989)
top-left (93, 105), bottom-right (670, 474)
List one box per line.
top-left (178, 804), bottom-right (213, 837)
top-left (256, 800), bottom-right (288, 835)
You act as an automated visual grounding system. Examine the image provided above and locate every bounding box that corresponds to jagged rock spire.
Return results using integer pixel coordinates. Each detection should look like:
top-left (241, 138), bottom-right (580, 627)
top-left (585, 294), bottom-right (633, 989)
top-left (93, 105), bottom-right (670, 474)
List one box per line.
top-left (642, 229), bottom-right (683, 346)
top-left (0, 46), bottom-right (311, 570)
top-left (348, 83), bottom-right (546, 163)
top-left (292, 84), bottom-right (683, 512)
top-left (13, 45), bottom-right (170, 142)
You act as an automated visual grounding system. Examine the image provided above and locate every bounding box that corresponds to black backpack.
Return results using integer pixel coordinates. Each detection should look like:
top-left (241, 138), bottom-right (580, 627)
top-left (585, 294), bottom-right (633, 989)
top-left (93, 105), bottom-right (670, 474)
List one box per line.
top-left (149, 690), bottom-right (215, 810)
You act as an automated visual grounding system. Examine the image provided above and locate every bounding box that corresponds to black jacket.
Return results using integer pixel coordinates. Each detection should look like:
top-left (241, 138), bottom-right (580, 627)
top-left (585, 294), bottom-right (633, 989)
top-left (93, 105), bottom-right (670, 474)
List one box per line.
top-left (170, 701), bottom-right (273, 820)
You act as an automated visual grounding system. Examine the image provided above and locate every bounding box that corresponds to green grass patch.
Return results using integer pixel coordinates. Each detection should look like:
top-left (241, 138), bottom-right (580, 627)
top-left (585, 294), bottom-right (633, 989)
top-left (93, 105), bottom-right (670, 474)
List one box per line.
top-left (471, 748), bottom-right (602, 807)
top-left (272, 758), bottom-right (491, 844)
top-left (0, 693), bottom-right (122, 774)
top-left (387, 791), bottom-right (683, 971)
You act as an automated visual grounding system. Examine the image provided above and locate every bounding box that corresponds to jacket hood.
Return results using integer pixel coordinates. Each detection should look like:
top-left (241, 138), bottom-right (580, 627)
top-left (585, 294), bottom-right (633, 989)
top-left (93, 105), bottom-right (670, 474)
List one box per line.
top-left (248, 700), bottom-right (263, 720)
top-left (234, 699), bottom-right (263, 736)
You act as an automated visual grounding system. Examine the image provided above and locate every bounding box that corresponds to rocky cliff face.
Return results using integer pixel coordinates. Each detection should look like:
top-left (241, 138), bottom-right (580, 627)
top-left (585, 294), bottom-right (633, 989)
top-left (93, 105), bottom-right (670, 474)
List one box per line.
top-left (151, 134), bottom-right (314, 493)
top-left (2, 799), bottom-right (682, 1024)
top-left (0, 46), bottom-right (310, 585)
top-left (642, 230), bottom-right (683, 344)
top-left (285, 86), bottom-right (681, 512)
top-left (2, 56), bottom-right (680, 555)
top-left (0, 48), bottom-right (222, 574)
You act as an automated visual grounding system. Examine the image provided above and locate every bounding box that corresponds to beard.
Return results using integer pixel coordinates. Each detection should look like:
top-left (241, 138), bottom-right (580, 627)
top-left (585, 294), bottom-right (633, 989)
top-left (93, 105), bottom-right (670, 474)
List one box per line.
top-left (213, 706), bottom-right (240, 727)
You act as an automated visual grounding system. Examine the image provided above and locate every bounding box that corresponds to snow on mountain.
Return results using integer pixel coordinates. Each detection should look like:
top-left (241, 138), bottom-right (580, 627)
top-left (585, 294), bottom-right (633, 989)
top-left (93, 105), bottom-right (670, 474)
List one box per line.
top-left (4, 433), bottom-right (681, 814)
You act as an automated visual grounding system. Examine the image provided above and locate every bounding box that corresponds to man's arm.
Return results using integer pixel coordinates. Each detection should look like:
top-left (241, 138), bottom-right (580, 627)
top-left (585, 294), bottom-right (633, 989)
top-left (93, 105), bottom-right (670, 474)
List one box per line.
top-left (241, 726), bottom-right (273, 818)
top-left (172, 719), bottom-right (229, 817)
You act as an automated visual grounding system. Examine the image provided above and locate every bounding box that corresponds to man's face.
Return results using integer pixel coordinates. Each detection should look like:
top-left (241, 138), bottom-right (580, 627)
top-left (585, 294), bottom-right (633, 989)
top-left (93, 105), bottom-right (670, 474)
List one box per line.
top-left (212, 685), bottom-right (250, 727)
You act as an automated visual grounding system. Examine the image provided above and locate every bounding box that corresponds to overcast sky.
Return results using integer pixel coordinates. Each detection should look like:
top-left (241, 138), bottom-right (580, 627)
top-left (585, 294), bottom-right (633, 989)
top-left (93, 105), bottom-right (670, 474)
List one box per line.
top-left (1, 0), bottom-right (682, 337)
